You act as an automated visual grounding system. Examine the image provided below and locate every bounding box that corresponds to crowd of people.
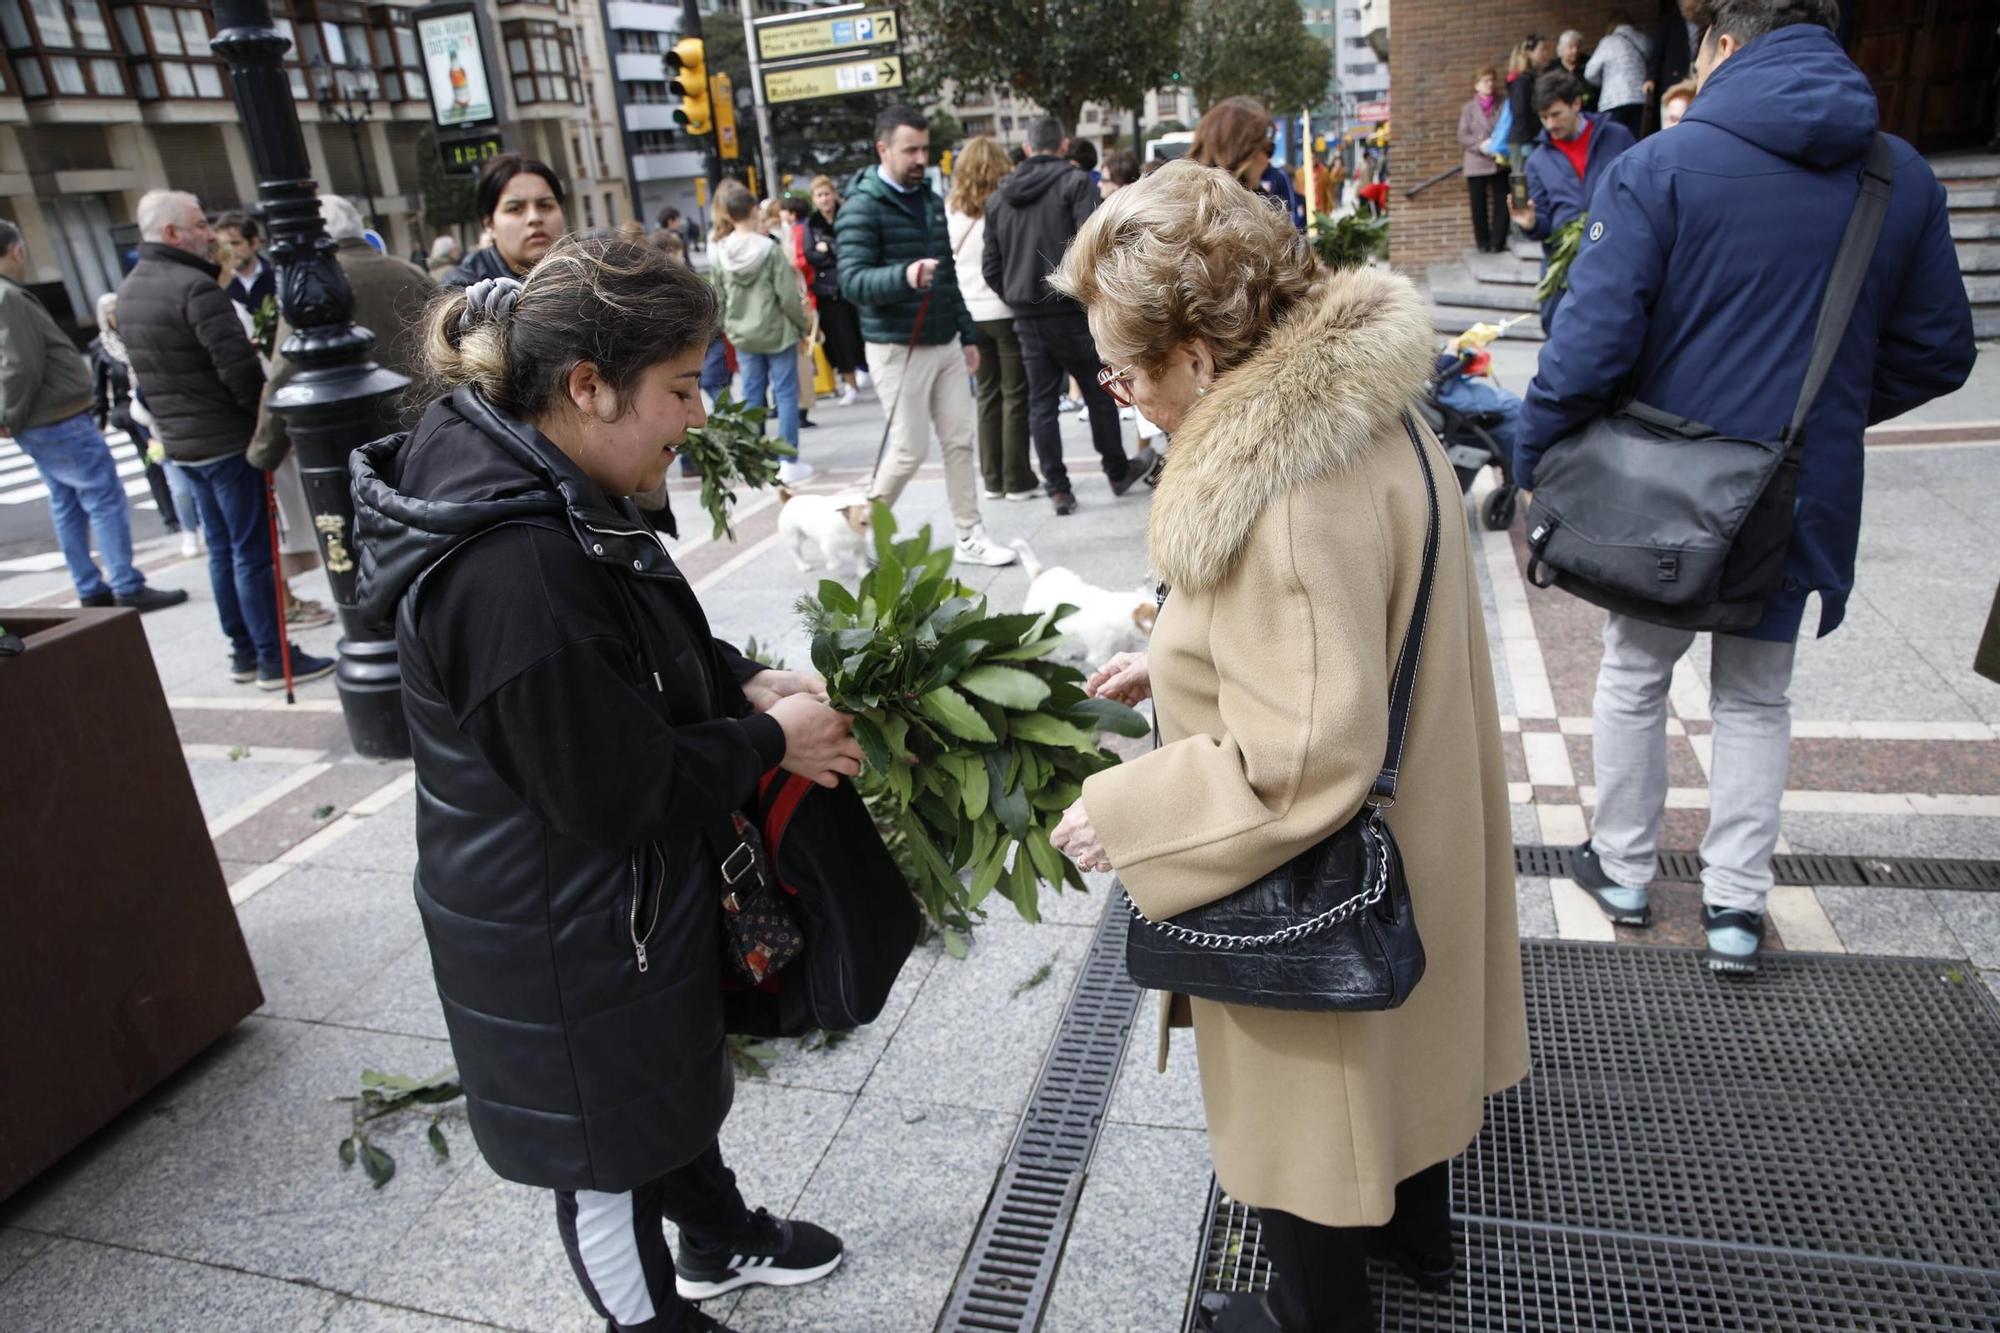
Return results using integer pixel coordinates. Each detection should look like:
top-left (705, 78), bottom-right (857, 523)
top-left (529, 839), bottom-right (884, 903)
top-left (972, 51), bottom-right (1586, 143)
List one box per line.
top-left (1, 2), bottom-right (1984, 1331)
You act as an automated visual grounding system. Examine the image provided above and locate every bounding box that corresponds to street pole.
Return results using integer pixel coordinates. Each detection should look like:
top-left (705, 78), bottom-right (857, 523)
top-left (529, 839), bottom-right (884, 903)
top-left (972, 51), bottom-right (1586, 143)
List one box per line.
top-left (738, 0), bottom-right (778, 200)
top-left (212, 0), bottom-right (413, 760)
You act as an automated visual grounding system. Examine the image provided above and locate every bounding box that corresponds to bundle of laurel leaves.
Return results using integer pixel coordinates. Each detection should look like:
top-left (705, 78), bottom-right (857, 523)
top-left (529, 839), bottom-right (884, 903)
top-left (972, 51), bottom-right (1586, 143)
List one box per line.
top-left (797, 506), bottom-right (1148, 955)
top-left (1536, 213), bottom-right (1588, 305)
top-left (1309, 211), bottom-right (1388, 271)
top-left (679, 388), bottom-right (792, 541)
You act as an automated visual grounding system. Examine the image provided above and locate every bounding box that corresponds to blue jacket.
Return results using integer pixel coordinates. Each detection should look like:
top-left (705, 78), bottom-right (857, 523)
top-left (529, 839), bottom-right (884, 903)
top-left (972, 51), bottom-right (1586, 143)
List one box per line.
top-left (1517, 25), bottom-right (1975, 642)
top-left (1520, 111), bottom-right (1635, 247)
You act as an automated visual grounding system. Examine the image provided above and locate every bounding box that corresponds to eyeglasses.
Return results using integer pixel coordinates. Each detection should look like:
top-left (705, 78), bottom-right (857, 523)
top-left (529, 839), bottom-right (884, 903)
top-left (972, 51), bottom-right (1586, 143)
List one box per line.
top-left (1096, 363), bottom-right (1135, 408)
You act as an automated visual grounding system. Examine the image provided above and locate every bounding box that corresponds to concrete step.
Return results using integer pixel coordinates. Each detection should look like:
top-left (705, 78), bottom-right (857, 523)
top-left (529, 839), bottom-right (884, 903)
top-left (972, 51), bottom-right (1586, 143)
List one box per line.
top-left (1931, 151), bottom-right (2000, 183)
top-left (1463, 247), bottom-right (1541, 285)
top-left (1947, 186), bottom-right (2000, 209)
top-left (1961, 243), bottom-right (2000, 274)
top-left (1428, 263), bottom-right (1541, 313)
top-left (1509, 237), bottom-right (1544, 262)
top-left (1967, 276), bottom-right (2000, 303)
top-left (1976, 305), bottom-right (1999, 340)
top-left (1951, 214), bottom-right (2000, 240)
top-left (1430, 304), bottom-right (1546, 341)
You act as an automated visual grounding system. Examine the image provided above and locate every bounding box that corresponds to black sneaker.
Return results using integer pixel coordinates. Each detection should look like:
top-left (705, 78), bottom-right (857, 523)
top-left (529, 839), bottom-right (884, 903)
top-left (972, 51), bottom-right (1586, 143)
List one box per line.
top-left (257, 646), bottom-right (336, 690)
top-left (1049, 488), bottom-right (1077, 516)
top-left (603, 1308), bottom-right (740, 1333)
top-left (1194, 1291), bottom-right (1283, 1332)
top-left (116, 585), bottom-right (190, 613)
top-left (1570, 842), bottom-right (1652, 927)
top-left (1367, 1230), bottom-right (1456, 1292)
top-left (229, 650), bottom-right (258, 684)
top-left (1702, 904), bottom-right (1766, 975)
top-left (78, 590), bottom-right (115, 607)
top-left (674, 1207), bottom-right (843, 1300)
top-left (1110, 446), bottom-right (1161, 497)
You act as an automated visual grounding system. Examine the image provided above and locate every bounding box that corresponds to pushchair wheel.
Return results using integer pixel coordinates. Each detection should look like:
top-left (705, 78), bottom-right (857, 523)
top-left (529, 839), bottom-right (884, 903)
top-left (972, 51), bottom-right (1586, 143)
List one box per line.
top-left (1482, 485), bottom-right (1519, 531)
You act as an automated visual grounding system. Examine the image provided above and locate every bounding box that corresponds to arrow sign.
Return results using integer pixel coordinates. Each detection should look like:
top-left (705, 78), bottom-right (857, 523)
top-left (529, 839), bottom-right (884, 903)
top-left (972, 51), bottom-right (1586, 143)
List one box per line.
top-left (756, 6), bottom-right (901, 63)
top-left (763, 53), bottom-right (905, 105)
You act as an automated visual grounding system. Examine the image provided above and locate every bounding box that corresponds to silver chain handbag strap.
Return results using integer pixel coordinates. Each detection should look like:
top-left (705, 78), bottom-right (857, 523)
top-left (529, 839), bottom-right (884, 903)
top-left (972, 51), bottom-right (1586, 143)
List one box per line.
top-left (1123, 813), bottom-right (1391, 949)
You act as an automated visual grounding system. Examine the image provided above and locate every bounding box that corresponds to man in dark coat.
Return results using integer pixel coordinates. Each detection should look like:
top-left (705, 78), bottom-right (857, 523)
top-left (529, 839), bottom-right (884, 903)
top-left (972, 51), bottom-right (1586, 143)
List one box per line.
top-left (835, 103), bottom-right (1014, 567)
top-left (984, 116), bottom-right (1153, 516)
top-left (1516, 3), bottom-right (1976, 973)
top-left (1645, 0), bottom-right (1704, 134)
top-left (118, 188), bottom-right (331, 688)
top-left (1509, 70), bottom-right (1636, 333)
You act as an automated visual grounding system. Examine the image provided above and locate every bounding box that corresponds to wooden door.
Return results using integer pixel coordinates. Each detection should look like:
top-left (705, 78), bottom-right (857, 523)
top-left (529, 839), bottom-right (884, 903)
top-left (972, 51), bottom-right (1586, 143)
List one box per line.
top-left (1849, 0), bottom-right (2000, 151)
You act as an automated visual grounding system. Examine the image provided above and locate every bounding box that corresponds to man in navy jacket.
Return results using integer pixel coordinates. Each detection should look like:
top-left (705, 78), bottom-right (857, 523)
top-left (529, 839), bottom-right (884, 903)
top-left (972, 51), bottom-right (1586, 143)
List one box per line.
top-left (1516, 2), bottom-right (1974, 973)
top-left (1509, 69), bottom-right (1635, 333)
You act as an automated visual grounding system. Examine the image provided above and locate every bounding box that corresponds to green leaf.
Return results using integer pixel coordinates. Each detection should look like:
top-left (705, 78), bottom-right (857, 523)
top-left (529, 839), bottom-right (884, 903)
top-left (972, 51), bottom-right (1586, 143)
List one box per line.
top-left (959, 756), bottom-right (990, 821)
top-left (852, 715), bottom-right (893, 773)
top-left (1009, 714), bottom-right (1099, 752)
top-left (817, 580), bottom-right (859, 617)
top-left (987, 635), bottom-right (1066, 663)
top-left (917, 687), bottom-right (996, 743)
top-left (990, 774), bottom-right (1031, 840)
top-left (427, 1122), bottom-right (449, 1161)
top-left (940, 611), bottom-right (1043, 650)
top-left (955, 664), bottom-right (1053, 710)
top-left (1062, 696), bottom-right (1151, 738)
top-left (361, 1139), bottom-right (396, 1189)
top-left (942, 927), bottom-right (968, 959)
top-left (1026, 825), bottom-right (1066, 886)
top-left (1011, 958), bottom-right (1056, 999)
top-left (870, 501), bottom-right (899, 565)
top-left (338, 1136), bottom-right (356, 1167)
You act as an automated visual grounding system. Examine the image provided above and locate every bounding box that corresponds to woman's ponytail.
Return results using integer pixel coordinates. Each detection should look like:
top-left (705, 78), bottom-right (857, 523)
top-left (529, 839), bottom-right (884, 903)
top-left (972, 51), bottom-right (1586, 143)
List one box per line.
top-left (422, 279), bottom-right (517, 408)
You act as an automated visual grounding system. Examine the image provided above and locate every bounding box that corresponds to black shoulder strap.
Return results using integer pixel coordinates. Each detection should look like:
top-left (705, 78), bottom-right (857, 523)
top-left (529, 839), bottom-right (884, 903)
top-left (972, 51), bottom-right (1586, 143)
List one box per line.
top-left (1370, 413), bottom-right (1442, 807)
top-left (1786, 134), bottom-right (1895, 448)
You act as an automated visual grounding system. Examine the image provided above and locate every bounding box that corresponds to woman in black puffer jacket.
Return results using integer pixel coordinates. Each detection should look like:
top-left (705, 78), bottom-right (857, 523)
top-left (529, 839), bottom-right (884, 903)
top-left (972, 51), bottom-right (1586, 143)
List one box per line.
top-left (352, 237), bottom-right (859, 1333)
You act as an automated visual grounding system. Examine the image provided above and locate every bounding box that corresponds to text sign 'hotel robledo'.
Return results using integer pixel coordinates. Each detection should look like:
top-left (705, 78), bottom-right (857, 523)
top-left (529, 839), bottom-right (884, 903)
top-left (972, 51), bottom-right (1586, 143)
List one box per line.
top-left (755, 7), bottom-right (898, 64)
top-left (762, 53), bottom-right (903, 106)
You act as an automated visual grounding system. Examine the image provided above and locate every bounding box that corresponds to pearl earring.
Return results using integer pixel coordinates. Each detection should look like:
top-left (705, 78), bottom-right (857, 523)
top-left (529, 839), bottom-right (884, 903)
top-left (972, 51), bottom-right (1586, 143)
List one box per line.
top-left (1195, 383), bottom-right (1208, 397)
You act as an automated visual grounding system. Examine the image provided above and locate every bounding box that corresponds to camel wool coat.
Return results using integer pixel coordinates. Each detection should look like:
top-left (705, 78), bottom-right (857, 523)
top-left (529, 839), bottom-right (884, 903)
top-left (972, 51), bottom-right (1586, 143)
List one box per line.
top-left (1081, 266), bottom-right (1528, 1228)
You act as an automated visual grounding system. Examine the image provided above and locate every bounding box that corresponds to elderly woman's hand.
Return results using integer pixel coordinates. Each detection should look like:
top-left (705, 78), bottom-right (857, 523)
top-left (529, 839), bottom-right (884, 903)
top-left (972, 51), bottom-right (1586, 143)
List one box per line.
top-left (1085, 651), bottom-right (1151, 705)
top-left (1052, 799), bottom-right (1113, 875)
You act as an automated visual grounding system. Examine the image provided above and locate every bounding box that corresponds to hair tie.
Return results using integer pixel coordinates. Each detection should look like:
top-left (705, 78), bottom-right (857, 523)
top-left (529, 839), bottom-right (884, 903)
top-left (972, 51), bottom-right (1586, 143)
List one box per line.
top-left (461, 277), bottom-right (523, 333)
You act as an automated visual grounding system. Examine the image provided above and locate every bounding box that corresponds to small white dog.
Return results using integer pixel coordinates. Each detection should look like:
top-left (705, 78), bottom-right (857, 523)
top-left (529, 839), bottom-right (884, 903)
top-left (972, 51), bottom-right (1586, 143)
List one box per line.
top-left (778, 489), bottom-right (872, 578)
top-left (1012, 541), bottom-right (1157, 664)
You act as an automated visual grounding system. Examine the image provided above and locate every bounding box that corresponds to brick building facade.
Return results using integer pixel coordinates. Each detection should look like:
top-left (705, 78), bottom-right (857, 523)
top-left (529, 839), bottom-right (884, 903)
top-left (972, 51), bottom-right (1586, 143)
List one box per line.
top-left (1388, 0), bottom-right (1628, 269)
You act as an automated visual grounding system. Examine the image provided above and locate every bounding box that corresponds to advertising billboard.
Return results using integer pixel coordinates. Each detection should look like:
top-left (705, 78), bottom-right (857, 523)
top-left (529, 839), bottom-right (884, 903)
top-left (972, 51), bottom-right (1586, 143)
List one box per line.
top-left (416, 7), bottom-right (496, 128)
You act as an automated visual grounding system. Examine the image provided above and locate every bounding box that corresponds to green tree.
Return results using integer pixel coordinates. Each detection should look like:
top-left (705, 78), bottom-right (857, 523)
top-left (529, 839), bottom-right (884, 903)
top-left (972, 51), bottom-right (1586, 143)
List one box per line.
top-left (1178, 0), bottom-right (1331, 117)
top-left (899, 0), bottom-right (1186, 134)
top-left (415, 124), bottom-right (479, 237)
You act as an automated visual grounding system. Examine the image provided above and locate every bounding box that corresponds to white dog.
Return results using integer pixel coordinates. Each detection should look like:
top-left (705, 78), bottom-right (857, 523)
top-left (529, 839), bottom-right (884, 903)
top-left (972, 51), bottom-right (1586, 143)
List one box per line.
top-left (778, 489), bottom-right (872, 578)
top-left (1012, 541), bottom-right (1157, 664)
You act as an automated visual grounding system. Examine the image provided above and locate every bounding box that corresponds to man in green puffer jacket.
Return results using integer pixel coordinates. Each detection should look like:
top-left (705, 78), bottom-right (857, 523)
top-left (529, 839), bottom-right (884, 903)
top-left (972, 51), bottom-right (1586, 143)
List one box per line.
top-left (835, 104), bottom-right (1014, 567)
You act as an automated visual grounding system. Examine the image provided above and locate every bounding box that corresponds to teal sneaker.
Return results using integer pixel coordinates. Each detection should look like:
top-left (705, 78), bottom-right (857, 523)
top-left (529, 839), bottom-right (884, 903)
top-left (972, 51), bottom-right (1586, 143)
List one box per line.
top-left (1571, 843), bottom-right (1652, 927)
top-left (1702, 904), bottom-right (1766, 975)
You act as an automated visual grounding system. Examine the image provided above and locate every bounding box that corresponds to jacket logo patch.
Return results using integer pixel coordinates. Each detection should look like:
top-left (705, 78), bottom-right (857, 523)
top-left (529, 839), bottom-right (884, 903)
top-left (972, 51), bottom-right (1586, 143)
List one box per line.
top-left (1588, 221), bottom-right (1606, 242)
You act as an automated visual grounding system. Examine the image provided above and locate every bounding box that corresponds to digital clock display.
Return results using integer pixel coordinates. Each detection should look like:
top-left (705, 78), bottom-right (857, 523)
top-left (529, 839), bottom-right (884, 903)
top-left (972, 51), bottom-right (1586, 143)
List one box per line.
top-left (440, 133), bottom-right (505, 175)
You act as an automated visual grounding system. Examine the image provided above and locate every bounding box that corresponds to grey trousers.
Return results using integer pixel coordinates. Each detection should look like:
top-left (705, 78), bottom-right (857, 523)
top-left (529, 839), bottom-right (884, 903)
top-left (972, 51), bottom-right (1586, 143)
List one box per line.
top-left (1590, 614), bottom-right (1798, 913)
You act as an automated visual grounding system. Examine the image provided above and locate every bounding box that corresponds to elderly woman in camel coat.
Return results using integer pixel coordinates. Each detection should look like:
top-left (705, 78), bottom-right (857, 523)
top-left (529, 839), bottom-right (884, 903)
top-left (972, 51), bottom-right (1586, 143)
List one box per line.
top-left (1049, 160), bottom-right (1528, 1333)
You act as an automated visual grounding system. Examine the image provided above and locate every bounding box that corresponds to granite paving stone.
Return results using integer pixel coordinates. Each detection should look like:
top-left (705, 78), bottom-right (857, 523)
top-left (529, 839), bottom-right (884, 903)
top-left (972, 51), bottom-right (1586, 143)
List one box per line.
top-left (234, 864), bottom-right (428, 1023)
top-left (763, 944), bottom-right (941, 1096)
top-left (185, 756), bottom-right (310, 824)
top-left (63, 1021), bottom-right (469, 1293)
top-left (1515, 873), bottom-right (1559, 940)
top-left (1039, 1122), bottom-right (1212, 1333)
top-left (309, 787), bottom-right (422, 878)
top-left (1815, 886), bottom-right (1967, 959)
top-left (1781, 812), bottom-right (2000, 860)
top-left (1928, 890), bottom-right (2000, 970)
top-left (322, 1299), bottom-right (514, 1332)
top-left (0, 1238), bottom-right (341, 1332)
top-left (1105, 997), bottom-right (1207, 1132)
top-left (728, 1095), bottom-right (1015, 1333)
top-left (862, 916), bottom-right (1095, 1115)
top-left (0, 1228), bottom-right (52, 1288)
top-left (213, 760), bottom-right (412, 865)
top-left (325, 937), bottom-right (448, 1042)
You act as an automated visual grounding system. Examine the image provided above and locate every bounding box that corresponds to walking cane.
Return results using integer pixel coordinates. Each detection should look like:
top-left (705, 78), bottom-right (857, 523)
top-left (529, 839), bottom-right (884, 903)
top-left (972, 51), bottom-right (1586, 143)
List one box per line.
top-left (870, 287), bottom-right (934, 484)
top-left (264, 469), bottom-right (294, 704)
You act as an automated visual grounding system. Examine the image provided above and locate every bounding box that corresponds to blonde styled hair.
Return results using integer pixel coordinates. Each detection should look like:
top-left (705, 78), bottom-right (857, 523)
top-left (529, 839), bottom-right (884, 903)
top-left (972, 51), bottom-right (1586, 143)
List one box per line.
top-left (1048, 158), bottom-right (1318, 375)
top-left (945, 136), bottom-right (1011, 219)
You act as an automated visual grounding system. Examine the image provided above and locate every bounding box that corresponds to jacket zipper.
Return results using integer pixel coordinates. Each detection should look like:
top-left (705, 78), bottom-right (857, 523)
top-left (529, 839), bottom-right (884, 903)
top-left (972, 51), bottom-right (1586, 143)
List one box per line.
top-left (584, 521), bottom-right (676, 561)
top-left (629, 843), bottom-right (664, 972)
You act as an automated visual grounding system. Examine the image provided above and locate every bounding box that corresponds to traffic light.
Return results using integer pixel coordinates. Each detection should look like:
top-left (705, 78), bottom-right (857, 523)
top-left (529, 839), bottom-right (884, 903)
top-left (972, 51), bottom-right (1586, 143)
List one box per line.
top-left (667, 37), bottom-right (711, 136)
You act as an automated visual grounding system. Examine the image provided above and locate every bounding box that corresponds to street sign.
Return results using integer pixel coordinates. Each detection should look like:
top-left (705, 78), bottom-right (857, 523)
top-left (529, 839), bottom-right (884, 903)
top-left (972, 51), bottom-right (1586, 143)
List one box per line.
top-left (762, 53), bottom-right (903, 106)
top-left (1355, 99), bottom-right (1390, 124)
top-left (755, 7), bottom-right (898, 63)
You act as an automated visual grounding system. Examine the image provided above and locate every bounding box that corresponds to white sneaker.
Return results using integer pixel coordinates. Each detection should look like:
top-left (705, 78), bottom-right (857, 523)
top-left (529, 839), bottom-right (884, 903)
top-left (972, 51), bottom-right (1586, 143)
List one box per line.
top-left (982, 488), bottom-right (1004, 500)
top-left (1004, 489), bottom-right (1040, 502)
top-left (777, 460), bottom-right (817, 486)
top-left (856, 370), bottom-right (873, 390)
top-left (179, 530), bottom-right (199, 558)
top-left (953, 525), bottom-right (1018, 567)
top-left (838, 385), bottom-right (859, 407)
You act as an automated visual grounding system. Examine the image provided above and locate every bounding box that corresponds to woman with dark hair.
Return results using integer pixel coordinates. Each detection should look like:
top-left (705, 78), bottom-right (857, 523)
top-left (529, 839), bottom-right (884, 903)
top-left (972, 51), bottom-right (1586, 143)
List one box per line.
top-left (1189, 96), bottom-right (1304, 230)
top-left (1506, 35), bottom-right (1551, 170)
top-left (1458, 66), bottom-right (1511, 253)
top-left (442, 154), bottom-right (567, 287)
top-left (352, 236), bottom-right (859, 1333)
top-left (1100, 148), bottom-right (1141, 198)
top-left (805, 174), bottom-right (865, 404)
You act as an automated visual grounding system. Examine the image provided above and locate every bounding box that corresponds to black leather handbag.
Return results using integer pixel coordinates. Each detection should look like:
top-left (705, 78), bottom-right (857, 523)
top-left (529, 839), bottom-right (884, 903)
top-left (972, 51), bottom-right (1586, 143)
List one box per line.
top-left (1522, 135), bottom-right (1894, 633)
top-left (1123, 412), bottom-right (1436, 1012)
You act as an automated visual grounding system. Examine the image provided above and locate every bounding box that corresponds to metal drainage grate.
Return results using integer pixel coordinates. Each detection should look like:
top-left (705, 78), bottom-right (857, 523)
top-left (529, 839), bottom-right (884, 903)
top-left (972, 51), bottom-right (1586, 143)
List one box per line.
top-left (1185, 942), bottom-right (2000, 1330)
top-left (937, 898), bottom-right (1144, 1332)
top-left (1514, 843), bottom-right (2000, 891)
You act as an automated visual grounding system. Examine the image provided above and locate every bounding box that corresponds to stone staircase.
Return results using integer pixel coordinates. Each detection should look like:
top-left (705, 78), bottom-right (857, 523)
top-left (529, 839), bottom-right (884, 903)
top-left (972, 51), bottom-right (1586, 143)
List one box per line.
top-left (1424, 150), bottom-right (2000, 343)
top-left (1426, 237), bottom-right (1546, 342)
top-left (1936, 152), bottom-right (2000, 340)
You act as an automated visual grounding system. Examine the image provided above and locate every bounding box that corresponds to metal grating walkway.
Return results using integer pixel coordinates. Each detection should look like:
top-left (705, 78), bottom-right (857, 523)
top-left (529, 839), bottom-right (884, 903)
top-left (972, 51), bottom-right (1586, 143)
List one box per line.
top-left (1514, 843), bottom-right (2000, 891)
top-left (1187, 942), bottom-right (2000, 1331)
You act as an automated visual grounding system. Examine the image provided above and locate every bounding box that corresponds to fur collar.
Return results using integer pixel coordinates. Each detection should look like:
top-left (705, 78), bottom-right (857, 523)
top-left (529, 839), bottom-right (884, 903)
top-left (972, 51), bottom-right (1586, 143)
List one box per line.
top-left (1148, 265), bottom-right (1434, 592)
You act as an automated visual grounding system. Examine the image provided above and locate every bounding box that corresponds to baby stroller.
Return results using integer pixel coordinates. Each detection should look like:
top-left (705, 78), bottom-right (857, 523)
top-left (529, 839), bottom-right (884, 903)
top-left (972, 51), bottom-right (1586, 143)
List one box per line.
top-left (1415, 324), bottom-right (1525, 531)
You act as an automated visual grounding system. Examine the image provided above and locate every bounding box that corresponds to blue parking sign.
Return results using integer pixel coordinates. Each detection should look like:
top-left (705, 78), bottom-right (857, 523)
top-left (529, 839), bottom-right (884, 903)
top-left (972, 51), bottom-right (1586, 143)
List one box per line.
top-left (831, 20), bottom-right (853, 43)
top-left (856, 17), bottom-right (874, 40)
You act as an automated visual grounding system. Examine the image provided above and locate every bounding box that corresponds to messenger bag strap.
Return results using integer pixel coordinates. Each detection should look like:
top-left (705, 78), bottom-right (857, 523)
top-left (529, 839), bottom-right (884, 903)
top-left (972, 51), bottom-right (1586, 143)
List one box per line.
top-left (1785, 133), bottom-right (1895, 451)
top-left (1369, 412), bottom-right (1442, 808)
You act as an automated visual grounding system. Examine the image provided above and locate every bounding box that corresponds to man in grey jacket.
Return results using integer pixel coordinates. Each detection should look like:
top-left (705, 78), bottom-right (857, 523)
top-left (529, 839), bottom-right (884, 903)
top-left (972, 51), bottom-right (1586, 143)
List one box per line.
top-left (0, 220), bottom-right (184, 611)
top-left (118, 189), bottom-right (331, 688)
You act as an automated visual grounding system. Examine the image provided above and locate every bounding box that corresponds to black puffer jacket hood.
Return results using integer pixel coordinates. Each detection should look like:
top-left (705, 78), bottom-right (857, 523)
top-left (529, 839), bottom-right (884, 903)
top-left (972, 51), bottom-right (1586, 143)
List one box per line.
top-left (982, 154), bottom-right (1099, 317)
top-left (352, 389), bottom-right (754, 1193)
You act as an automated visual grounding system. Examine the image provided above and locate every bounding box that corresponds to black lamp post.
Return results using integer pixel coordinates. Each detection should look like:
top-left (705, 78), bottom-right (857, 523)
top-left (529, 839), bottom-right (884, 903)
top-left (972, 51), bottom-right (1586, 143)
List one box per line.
top-left (309, 54), bottom-right (387, 240)
top-left (211, 0), bottom-right (412, 760)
